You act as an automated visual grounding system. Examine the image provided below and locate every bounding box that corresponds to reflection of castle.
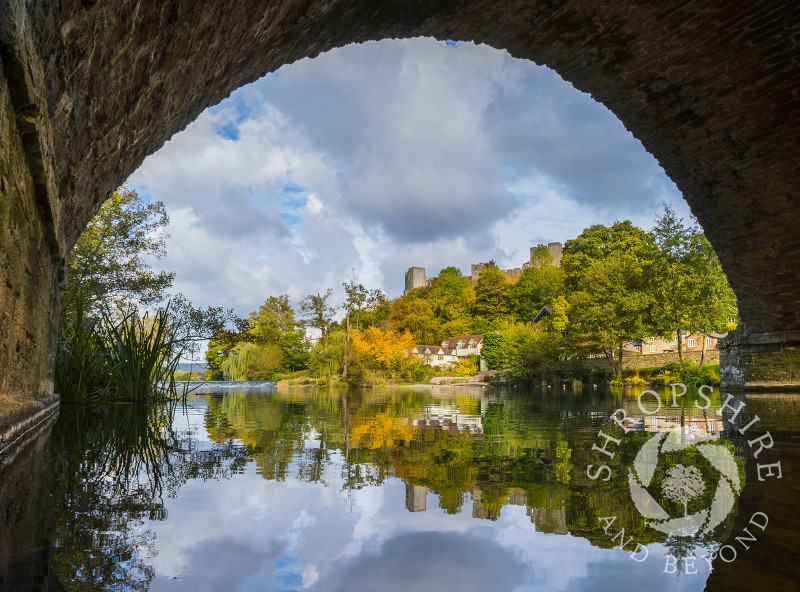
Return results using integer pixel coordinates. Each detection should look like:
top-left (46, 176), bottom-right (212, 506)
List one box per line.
top-left (405, 483), bottom-right (427, 512)
top-left (404, 482), bottom-right (568, 535)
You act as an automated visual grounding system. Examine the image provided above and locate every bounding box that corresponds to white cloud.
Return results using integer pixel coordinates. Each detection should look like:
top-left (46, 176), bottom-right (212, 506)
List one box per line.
top-left (128, 37), bottom-right (689, 315)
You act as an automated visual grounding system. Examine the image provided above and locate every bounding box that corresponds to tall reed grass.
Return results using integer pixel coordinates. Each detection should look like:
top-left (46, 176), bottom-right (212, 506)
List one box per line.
top-left (55, 303), bottom-right (185, 402)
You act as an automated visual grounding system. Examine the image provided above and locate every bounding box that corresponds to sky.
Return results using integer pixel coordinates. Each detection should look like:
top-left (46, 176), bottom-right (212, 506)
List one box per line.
top-left (129, 37), bottom-right (691, 317)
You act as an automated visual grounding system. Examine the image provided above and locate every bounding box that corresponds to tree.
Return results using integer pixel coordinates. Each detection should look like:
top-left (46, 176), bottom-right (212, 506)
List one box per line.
top-left (341, 271), bottom-right (368, 378)
top-left (504, 320), bottom-right (564, 384)
top-left (650, 204), bottom-right (696, 363)
top-left (220, 342), bottom-right (283, 380)
top-left (364, 288), bottom-right (392, 329)
top-left (390, 297), bottom-right (441, 345)
top-left (426, 267), bottom-right (474, 323)
top-left (566, 251), bottom-right (654, 377)
top-left (473, 262), bottom-right (510, 320)
top-left (684, 233), bottom-right (738, 369)
top-left (509, 259), bottom-right (565, 323)
top-left (299, 289), bottom-right (337, 346)
top-left (650, 205), bottom-right (738, 368)
top-left (661, 464), bottom-right (705, 517)
top-left (351, 327), bottom-right (416, 370)
top-left (561, 221), bottom-right (657, 377)
top-left (62, 187), bottom-right (175, 322)
top-left (562, 220), bottom-right (653, 288)
top-left (247, 295), bottom-right (308, 372)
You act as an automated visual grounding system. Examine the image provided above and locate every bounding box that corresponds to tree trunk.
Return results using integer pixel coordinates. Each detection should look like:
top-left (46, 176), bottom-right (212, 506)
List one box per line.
top-left (603, 348), bottom-right (616, 377)
top-left (617, 343), bottom-right (624, 378)
top-left (676, 327), bottom-right (683, 364)
top-left (342, 307), bottom-right (351, 379)
top-left (699, 331), bottom-right (707, 370)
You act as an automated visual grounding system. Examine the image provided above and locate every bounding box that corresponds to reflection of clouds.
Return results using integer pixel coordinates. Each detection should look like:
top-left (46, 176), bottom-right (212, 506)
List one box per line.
top-left (141, 399), bottom-right (712, 591)
top-left (150, 537), bottom-right (283, 592)
top-left (569, 554), bottom-right (709, 592)
top-left (310, 531), bottom-right (526, 592)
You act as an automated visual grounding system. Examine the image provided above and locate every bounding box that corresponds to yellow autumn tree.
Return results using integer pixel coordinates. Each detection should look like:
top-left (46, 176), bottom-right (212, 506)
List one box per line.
top-left (351, 327), bottom-right (416, 370)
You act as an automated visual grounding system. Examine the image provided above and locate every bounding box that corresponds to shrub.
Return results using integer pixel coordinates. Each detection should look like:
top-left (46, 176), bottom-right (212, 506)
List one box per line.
top-left (455, 355), bottom-right (479, 377)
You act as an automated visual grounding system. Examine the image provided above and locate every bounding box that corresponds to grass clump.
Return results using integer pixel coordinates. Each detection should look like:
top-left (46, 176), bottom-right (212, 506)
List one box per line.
top-left (55, 303), bottom-right (185, 403)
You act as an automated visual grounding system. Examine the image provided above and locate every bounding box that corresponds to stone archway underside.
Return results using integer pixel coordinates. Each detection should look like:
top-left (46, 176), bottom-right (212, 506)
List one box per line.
top-left (0, 0), bottom-right (798, 415)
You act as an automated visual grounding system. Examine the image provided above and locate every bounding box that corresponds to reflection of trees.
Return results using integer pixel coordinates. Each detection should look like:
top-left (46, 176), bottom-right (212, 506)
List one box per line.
top-left (50, 402), bottom-right (249, 591)
top-left (49, 388), bottom-right (747, 591)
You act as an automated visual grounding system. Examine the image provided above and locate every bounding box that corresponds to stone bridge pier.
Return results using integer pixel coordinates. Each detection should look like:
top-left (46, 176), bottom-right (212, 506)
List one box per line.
top-left (0, 0), bottom-right (797, 424)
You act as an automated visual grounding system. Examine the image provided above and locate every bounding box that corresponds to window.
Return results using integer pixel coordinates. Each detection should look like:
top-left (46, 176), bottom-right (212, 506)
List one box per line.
top-left (635, 345), bottom-right (641, 352)
top-left (649, 337), bottom-right (656, 342)
top-left (688, 338), bottom-right (695, 348)
top-left (437, 354), bottom-right (444, 361)
top-left (468, 341), bottom-right (475, 348)
top-left (650, 344), bottom-right (657, 353)
top-left (706, 338), bottom-right (712, 347)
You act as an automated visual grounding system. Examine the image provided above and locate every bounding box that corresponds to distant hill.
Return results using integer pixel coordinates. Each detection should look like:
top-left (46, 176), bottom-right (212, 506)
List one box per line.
top-left (177, 362), bottom-right (208, 372)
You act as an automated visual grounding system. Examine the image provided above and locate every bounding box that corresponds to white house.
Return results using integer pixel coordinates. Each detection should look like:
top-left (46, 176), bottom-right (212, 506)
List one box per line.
top-left (411, 345), bottom-right (460, 367)
top-left (412, 334), bottom-right (485, 368)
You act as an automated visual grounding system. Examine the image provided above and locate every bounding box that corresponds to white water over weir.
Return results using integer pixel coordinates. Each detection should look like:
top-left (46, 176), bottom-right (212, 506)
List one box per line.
top-left (173, 380), bottom-right (278, 393)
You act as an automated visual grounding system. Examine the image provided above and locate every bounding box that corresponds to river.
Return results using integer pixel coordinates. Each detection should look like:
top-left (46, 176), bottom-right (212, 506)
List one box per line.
top-left (1, 385), bottom-right (797, 591)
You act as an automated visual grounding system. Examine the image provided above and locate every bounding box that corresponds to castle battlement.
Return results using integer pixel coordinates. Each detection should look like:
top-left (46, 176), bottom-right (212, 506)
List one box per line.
top-left (405, 242), bottom-right (563, 292)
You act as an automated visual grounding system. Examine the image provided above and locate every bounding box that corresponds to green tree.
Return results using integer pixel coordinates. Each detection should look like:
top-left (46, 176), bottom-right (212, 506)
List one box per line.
top-left (248, 295), bottom-right (297, 345)
top-left (342, 272), bottom-right (368, 378)
top-left (566, 251), bottom-right (654, 377)
top-left (481, 331), bottom-right (508, 370)
top-left (509, 262), bottom-right (565, 322)
top-left (364, 288), bottom-right (392, 329)
top-left (62, 187), bottom-right (175, 322)
top-left (685, 233), bottom-right (738, 368)
top-left (562, 220), bottom-right (652, 288)
top-left (247, 295), bottom-right (308, 372)
top-left (426, 267), bottom-right (474, 323)
top-left (390, 297), bottom-right (441, 345)
top-left (650, 204), bottom-right (696, 363)
top-left (473, 262), bottom-right (510, 321)
top-left (504, 320), bottom-right (564, 384)
top-left (299, 289), bottom-right (337, 346)
top-left (221, 342), bottom-right (283, 380)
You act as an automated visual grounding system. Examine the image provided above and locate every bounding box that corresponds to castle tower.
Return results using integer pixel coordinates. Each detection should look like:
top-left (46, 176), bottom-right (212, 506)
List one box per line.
top-left (404, 267), bottom-right (427, 295)
top-left (547, 242), bottom-right (563, 267)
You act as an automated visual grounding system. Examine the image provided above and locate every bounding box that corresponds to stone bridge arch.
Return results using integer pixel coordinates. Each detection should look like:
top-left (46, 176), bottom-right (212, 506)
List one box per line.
top-left (0, 0), bottom-right (798, 418)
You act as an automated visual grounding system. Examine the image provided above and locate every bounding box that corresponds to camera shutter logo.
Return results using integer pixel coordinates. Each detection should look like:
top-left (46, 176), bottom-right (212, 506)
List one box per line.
top-left (628, 429), bottom-right (740, 536)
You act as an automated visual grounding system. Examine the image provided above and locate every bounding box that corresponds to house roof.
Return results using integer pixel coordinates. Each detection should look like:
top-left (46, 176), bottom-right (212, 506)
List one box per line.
top-left (413, 345), bottom-right (456, 355)
top-left (532, 306), bottom-right (553, 323)
top-left (441, 334), bottom-right (484, 349)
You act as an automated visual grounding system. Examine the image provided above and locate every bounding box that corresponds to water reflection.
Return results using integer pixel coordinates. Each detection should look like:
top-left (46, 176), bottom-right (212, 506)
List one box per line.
top-left (35, 387), bottom-right (800, 591)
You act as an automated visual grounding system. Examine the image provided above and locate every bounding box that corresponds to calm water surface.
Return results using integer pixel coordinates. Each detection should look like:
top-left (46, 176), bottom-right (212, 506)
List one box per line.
top-left (3, 385), bottom-right (798, 591)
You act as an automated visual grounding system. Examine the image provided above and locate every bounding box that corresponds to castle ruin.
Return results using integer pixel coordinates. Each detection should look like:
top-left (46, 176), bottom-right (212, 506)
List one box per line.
top-left (405, 243), bottom-right (563, 292)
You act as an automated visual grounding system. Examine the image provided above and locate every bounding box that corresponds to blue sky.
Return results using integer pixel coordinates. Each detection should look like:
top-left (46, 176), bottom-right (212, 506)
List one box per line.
top-left (129, 38), bottom-right (690, 316)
